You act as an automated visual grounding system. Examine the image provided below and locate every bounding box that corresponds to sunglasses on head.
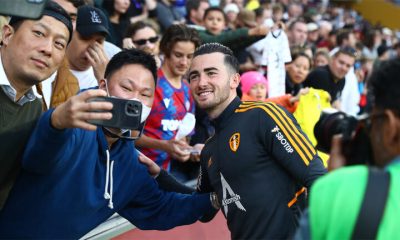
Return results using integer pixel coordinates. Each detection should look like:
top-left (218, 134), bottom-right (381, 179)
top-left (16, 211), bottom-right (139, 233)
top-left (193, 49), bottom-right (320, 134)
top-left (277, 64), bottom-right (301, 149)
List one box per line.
top-left (132, 36), bottom-right (159, 46)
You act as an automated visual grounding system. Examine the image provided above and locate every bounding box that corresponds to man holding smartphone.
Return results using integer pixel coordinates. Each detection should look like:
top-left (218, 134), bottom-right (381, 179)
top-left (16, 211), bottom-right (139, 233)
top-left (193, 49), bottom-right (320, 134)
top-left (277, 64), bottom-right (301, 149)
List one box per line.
top-left (0, 49), bottom-right (216, 238)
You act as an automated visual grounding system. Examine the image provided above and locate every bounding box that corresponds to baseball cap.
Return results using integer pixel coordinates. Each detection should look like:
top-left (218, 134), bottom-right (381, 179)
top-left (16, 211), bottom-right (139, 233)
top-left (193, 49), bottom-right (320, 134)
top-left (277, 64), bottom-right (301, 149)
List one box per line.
top-left (76, 5), bottom-right (109, 38)
top-left (8, 1), bottom-right (73, 43)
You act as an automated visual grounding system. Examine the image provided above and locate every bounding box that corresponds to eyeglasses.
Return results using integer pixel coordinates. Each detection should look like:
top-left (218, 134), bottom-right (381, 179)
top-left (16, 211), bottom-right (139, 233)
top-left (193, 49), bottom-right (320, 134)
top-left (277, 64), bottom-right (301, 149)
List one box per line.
top-left (132, 36), bottom-right (159, 46)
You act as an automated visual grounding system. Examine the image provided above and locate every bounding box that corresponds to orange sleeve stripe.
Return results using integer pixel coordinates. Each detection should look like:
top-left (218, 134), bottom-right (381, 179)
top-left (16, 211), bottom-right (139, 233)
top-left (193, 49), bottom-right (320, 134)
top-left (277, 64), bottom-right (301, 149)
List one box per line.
top-left (287, 187), bottom-right (306, 208)
top-left (240, 102), bottom-right (316, 159)
top-left (236, 104), bottom-right (310, 165)
top-left (268, 103), bottom-right (316, 156)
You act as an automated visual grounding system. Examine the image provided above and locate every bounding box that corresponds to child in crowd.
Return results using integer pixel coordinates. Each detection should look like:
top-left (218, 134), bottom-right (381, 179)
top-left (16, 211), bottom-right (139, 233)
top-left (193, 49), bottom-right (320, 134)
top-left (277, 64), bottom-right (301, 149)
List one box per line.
top-left (203, 7), bottom-right (227, 35)
top-left (240, 71), bottom-right (306, 113)
top-left (241, 71), bottom-right (268, 101)
top-left (196, 7), bottom-right (267, 52)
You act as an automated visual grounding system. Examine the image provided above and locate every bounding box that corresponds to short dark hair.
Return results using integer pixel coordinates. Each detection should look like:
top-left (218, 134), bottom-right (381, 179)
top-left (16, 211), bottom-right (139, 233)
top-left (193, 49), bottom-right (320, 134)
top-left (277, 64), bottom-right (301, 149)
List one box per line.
top-left (369, 59), bottom-right (400, 111)
top-left (193, 43), bottom-right (239, 73)
top-left (159, 24), bottom-right (201, 57)
top-left (254, 7), bottom-right (265, 18)
top-left (203, 7), bottom-right (226, 22)
top-left (336, 30), bottom-right (352, 46)
top-left (291, 51), bottom-right (313, 69)
top-left (333, 46), bottom-right (357, 59)
top-left (68, 0), bottom-right (86, 8)
top-left (105, 48), bottom-right (157, 84)
top-left (288, 18), bottom-right (306, 31)
top-left (186, 0), bottom-right (208, 17)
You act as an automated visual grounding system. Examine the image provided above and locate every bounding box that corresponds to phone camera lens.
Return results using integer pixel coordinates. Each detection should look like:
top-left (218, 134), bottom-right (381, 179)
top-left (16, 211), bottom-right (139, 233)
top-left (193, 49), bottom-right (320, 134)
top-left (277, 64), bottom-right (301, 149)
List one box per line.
top-left (126, 102), bottom-right (140, 115)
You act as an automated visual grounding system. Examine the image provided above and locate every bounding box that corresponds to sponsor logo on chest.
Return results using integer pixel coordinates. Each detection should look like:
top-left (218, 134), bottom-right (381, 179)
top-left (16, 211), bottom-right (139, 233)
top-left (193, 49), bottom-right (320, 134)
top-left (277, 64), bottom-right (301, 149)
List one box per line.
top-left (161, 119), bottom-right (181, 131)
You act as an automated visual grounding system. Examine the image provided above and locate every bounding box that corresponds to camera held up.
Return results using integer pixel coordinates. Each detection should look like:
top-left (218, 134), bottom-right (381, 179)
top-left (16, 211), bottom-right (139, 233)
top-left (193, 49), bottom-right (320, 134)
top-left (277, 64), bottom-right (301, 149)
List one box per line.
top-left (314, 109), bottom-right (374, 166)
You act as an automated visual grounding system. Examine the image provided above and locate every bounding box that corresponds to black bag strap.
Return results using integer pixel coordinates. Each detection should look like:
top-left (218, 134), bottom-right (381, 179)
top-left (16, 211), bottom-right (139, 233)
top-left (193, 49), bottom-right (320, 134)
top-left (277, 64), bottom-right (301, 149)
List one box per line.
top-left (352, 167), bottom-right (391, 239)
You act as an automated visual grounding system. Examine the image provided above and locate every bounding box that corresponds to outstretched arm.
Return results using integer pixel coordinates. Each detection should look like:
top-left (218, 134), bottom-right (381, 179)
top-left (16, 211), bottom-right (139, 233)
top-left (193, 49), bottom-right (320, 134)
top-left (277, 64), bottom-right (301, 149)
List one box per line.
top-left (23, 89), bottom-right (113, 174)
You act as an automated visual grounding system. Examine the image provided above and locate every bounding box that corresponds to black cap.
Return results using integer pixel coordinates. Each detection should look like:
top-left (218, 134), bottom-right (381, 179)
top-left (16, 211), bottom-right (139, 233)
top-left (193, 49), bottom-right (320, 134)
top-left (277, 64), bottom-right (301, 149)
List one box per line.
top-left (76, 5), bottom-right (109, 38)
top-left (8, 1), bottom-right (73, 44)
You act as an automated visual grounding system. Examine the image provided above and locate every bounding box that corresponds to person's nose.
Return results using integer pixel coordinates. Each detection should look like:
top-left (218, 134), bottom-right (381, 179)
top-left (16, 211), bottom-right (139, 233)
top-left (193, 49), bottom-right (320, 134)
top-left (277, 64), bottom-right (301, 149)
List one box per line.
top-left (197, 73), bottom-right (208, 87)
top-left (38, 38), bottom-right (53, 56)
top-left (180, 57), bottom-right (189, 66)
top-left (145, 41), bottom-right (154, 49)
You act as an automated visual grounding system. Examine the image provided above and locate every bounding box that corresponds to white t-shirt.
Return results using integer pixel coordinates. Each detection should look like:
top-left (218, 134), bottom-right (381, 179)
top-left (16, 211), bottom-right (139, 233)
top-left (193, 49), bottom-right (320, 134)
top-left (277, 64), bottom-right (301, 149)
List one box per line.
top-left (261, 30), bottom-right (291, 97)
top-left (104, 41), bottom-right (121, 59)
top-left (41, 72), bottom-right (57, 107)
top-left (71, 67), bottom-right (98, 90)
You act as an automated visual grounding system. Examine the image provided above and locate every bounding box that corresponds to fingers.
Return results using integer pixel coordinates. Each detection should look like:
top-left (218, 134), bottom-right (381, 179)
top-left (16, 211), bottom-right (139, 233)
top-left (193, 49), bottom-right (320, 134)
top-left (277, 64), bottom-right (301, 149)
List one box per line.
top-left (122, 38), bottom-right (136, 49)
top-left (51, 90), bottom-right (114, 130)
top-left (137, 150), bottom-right (161, 177)
top-left (86, 42), bottom-right (108, 81)
top-left (171, 146), bottom-right (191, 162)
top-left (87, 42), bottom-right (107, 62)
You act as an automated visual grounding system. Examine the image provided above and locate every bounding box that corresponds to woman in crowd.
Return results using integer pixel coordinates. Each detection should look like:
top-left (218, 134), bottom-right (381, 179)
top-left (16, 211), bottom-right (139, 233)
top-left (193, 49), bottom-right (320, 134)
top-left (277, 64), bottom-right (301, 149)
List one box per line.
top-left (102, 0), bottom-right (131, 47)
top-left (124, 21), bottom-right (161, 67)
top-left (285, 51), bottom-right (312, 96)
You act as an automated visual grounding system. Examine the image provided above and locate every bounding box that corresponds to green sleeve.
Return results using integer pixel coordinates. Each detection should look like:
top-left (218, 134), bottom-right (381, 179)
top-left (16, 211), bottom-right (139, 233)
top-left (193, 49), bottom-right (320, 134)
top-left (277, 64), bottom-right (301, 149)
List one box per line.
top-left (197, 28), bottom-right (263, 51)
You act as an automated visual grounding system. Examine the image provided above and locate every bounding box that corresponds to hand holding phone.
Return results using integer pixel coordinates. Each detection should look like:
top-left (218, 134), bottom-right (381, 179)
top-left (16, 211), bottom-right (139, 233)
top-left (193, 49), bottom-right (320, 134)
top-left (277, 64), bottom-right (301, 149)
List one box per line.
top-left (51, 89), bottom-right (113, 131)
top-left (87, 96), bottom-right (142, 130)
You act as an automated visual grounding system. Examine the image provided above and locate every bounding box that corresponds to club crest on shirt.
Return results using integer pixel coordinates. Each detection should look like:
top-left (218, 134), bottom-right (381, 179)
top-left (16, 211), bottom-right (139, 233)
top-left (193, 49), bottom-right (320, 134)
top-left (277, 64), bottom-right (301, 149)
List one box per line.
top-left (229, 133), bottom-right (240, 152)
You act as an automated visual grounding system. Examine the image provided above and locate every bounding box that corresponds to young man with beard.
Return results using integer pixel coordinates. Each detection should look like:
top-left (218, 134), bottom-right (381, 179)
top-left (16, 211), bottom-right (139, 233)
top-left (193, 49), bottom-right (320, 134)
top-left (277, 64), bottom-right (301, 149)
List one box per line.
top-left (188, 43), bottom-right (326, 239)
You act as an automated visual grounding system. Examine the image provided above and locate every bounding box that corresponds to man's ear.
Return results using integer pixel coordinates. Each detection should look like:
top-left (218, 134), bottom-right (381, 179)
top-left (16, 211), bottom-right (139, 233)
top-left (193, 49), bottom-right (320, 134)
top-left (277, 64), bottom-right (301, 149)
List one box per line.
top-left (1, 25), bottom-right (14, 46)
top-left (98, 79), bottom-right (107, 91)
top-left (384, 109), bottom-right (400, 153)
top-left (230, 73), bottom-right (240, 89)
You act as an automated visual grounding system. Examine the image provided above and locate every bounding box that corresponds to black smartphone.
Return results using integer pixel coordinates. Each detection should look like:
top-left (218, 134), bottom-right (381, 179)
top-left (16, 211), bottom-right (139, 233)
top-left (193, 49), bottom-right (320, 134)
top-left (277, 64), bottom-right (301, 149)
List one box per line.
top-left (0, 0), bottom-right (48, 19)
top-left (88, 97), bottom-right (142, 130)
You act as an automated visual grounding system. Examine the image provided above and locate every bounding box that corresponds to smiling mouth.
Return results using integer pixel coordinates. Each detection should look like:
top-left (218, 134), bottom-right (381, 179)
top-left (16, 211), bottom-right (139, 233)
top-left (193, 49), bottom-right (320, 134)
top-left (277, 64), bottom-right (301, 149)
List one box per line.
top-left (32, 58), bottom-right (49, 68)
top-left (198, 90), bottom-right (213, 97)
